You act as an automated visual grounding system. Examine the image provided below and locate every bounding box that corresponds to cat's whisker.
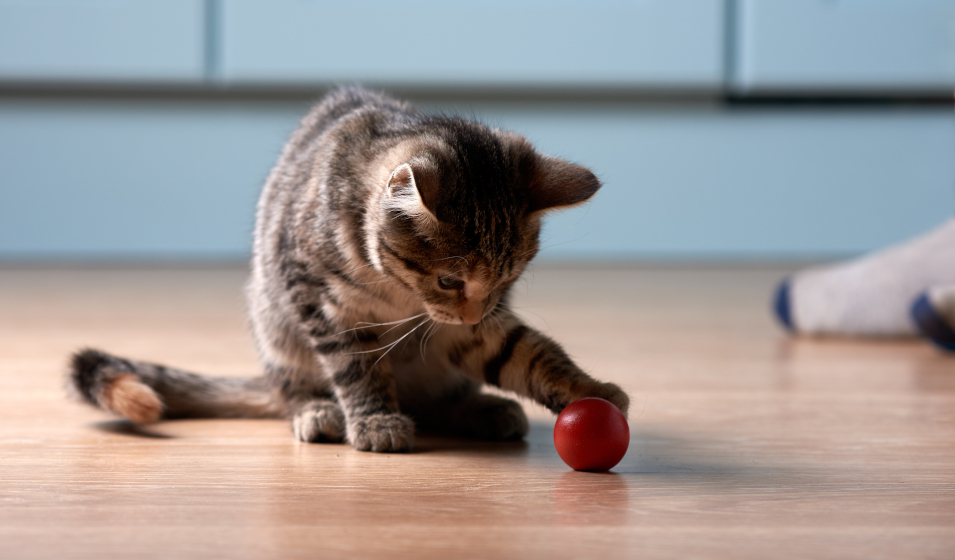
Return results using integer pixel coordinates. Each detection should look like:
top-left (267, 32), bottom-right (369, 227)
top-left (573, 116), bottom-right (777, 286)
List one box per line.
top-left (369, 318), bottom-right (431, 368)
top-left (348, 316), bottom-right (429, 359)
top-left (423, 323), bottom-right (442, 357)
top-left (433, 255), bottom-right (470, 272)
top-left (489, 301), bottom-right (509, 319)
top-left (336, 315), bottom-right (423, 337)
top-left (335, 312), bottom-right (427, 337)
top-left (377, 314), bottom-right (430, 338)
top-left (509, 305), bottom-right (545, 321)
top-left (418, 321), bottom-right (433, 361)
top-left (419, 320), bottom-right (441, 361)
top-left (486, 309), bottom-right (506, 337)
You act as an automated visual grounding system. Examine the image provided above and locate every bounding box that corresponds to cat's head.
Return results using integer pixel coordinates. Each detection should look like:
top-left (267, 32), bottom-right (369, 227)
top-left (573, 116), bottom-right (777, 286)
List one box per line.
top-left (368, 121), bottom-right (600, 325)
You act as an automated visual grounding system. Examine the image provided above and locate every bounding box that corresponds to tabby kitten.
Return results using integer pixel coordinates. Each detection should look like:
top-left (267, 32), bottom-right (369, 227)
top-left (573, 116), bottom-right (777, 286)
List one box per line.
top-left (69, 87), bottom-right (629, 452)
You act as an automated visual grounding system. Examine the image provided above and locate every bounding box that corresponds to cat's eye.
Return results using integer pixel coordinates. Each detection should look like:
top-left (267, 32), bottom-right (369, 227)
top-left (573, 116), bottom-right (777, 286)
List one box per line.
top-left (438, 276), bottom-right (464, 291)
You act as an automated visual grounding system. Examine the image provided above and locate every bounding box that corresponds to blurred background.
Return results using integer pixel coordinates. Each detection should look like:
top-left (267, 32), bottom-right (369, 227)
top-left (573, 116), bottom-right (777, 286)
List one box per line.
top-left (0, 0), bottom-right (953, 263)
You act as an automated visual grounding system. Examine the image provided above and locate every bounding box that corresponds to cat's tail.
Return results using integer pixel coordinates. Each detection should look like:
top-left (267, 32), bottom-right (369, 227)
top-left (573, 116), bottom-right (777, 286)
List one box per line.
top-left (67, 348), bottom-right (285, 424)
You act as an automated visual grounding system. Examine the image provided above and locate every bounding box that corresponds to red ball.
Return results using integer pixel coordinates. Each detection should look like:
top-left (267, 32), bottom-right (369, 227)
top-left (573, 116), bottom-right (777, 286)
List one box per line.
top-left (554, 397), bottom-right (629, 471)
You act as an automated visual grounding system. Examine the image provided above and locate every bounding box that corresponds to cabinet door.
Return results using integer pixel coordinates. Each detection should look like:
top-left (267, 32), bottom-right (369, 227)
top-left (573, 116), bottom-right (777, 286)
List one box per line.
top-left (0, 0), bottom-right (206, 83)
top-left (220, 0), bottom-right (724, 90)
top-left (733, 0), bottom-right (955, 94)
top-left (2, 101), bottom-right (951, 258)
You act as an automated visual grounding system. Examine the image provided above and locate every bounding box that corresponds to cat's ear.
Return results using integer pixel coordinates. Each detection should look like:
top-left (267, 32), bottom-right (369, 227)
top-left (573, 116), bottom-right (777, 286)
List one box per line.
top-left (528, 156), bottom-right (601, 213)
top-left (384, 161), bottom-right (440, 228)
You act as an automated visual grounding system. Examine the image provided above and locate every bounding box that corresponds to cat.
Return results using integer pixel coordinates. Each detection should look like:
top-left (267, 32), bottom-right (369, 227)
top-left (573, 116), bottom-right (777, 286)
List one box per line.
top-left (69, 87), bottom-right (630, 452)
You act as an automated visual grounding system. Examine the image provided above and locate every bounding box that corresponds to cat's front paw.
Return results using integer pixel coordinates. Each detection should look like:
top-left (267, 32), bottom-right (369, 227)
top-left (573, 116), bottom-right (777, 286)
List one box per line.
top-left (292, 399), bottom-right (345, 443)
top-left (580, 382), bottom-right (630, 417)
top-left (348, 413), bottom-right (415, 452)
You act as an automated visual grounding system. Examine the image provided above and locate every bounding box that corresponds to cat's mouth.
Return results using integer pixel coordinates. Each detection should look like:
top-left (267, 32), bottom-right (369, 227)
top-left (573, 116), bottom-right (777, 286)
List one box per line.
top-left (426, 305), bottom-right (496, 326)
top-left (427, 309), bottom-right (475, 325)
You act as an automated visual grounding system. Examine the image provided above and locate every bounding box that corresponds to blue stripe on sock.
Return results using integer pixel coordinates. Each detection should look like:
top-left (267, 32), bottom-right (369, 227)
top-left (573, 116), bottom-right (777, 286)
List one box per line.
top-left (773, 278), bottom-right (794, 332)
top-left (911, 293), bottom-right (955, 352)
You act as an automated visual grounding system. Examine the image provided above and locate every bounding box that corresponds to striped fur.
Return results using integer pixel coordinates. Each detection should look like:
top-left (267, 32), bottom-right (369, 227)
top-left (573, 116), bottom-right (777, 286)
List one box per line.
top-left (68, 87), bottom-right (629, 452)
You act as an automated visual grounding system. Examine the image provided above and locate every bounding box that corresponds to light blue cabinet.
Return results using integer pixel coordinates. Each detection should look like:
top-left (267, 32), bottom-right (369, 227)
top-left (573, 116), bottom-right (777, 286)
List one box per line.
top-left (733, 0), bottom-right (955, 94)
top-left (520, 106), bottom-right (955, 257)
top-left (3, 1), bottom-right (954, 95)
top-left (0, 0), bottom-right (206, 83)
top-left (1, 99), bottom-right (950, 259)
top-left (218, 0), bottom-right (725, 89)
top-left (1, 3), bottom-right (952, 260)
top-left (0, 98), bottom-right (299, 258)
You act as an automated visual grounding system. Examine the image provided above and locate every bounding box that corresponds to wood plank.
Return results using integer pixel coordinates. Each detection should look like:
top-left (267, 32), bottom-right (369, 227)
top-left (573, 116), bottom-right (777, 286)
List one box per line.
top-left (1, 265), bottom-right (953, 559)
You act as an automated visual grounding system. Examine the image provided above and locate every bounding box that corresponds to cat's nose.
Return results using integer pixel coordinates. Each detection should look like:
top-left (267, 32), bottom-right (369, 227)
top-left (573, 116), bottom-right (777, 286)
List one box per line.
top-left (459, 300), bottom-right (484, 325)
top-left (460, 314), bottom-right (481, 326)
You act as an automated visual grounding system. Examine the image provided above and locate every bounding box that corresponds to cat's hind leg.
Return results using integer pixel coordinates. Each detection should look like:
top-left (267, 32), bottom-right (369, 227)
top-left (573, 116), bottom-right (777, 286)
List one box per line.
top-left (290, 398), bottom-right (346, 443)
top-left (410, 380), bottom-right (529, 441)
top-left (443, 391), bottom-right (529, 441)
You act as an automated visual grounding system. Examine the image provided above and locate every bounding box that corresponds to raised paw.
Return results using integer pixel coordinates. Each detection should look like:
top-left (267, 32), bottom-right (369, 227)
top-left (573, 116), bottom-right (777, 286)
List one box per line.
top-left (578, 382), bottom-right (630, 417)
top-left (458, 394), bottom-right (529, 441)
top-left (292, 399), bottom-right (345, 443)
top-left (347, 413), bottom-right (414, 452)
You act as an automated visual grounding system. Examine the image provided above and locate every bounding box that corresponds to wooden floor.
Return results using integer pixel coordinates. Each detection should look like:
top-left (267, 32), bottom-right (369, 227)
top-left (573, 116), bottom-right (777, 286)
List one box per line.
top-left (1, 264), bottom-right (953, 559)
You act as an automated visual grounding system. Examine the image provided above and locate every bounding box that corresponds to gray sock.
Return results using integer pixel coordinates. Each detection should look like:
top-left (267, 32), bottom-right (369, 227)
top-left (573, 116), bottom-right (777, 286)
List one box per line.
top-left (775, 218), bottom-right (955, 336)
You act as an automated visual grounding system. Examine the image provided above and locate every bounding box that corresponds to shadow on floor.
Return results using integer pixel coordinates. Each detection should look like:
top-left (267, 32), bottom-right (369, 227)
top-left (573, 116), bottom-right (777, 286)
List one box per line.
top-left (91, 419), bottom-right (174, 439)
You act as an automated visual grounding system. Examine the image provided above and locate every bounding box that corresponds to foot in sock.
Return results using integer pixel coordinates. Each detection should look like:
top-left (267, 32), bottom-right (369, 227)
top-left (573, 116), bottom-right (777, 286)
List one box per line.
top-left (774, 218), bottom-right (955, 337)
top-left (912, 284), bottom-right (955, 351)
